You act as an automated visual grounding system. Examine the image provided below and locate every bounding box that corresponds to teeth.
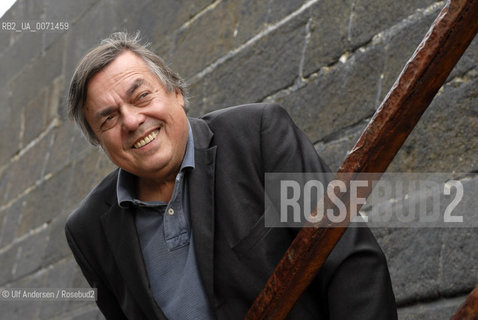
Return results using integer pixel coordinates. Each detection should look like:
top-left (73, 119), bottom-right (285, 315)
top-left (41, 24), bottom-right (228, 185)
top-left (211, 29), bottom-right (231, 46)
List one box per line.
top-left (133, 130), bottom-right (159, 149)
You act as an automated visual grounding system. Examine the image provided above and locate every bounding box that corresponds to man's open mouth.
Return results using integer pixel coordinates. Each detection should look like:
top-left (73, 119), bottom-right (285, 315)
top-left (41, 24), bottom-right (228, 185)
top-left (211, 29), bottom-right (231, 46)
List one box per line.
top-left (132, 129), bottom-right (160, 149)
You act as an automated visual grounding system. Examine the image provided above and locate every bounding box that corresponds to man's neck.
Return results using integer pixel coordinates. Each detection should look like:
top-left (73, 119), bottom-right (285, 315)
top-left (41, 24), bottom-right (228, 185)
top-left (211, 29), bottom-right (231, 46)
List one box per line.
top-left (136, 175), bottom-right (176, 203)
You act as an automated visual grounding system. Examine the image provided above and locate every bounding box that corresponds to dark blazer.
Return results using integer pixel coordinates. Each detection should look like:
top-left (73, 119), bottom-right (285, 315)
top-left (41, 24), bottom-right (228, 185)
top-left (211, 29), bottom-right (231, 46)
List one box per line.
top-left (65, 104), bottom-right (397, 319)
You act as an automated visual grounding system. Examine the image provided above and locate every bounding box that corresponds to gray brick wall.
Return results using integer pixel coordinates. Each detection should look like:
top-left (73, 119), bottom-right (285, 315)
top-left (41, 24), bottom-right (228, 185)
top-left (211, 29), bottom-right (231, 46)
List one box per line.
top-left (0, 0), bottom-right (476, 319)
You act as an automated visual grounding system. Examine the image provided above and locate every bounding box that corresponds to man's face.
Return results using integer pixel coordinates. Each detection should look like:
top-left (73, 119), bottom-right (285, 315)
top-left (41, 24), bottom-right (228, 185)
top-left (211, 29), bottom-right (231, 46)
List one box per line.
top-left (84, 51), bottom-right (189, 182)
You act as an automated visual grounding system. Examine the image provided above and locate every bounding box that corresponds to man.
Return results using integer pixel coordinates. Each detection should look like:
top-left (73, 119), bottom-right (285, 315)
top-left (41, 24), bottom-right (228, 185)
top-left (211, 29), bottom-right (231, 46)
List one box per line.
top-left (65, 32), bottom-right (397, 319)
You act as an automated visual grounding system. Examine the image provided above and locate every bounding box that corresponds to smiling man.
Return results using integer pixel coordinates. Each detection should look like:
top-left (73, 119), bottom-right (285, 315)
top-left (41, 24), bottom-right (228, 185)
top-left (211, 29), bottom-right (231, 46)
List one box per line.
top-left (84, 51), bottom-right (189, 202)
top-left (65, 32), bottom-right (397, 319)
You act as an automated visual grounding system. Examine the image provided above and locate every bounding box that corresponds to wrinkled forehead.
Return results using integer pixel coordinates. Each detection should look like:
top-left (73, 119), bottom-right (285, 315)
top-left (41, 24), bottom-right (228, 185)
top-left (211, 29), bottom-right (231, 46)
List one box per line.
top-left (86, 52), bottom-right (158, 104)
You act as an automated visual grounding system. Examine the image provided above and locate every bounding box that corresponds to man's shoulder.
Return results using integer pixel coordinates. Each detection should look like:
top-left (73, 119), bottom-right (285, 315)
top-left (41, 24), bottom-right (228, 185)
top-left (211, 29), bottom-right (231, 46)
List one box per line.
top-left (201, 103), bottom-right (285, 123)
top-left (66, 168), bottom-right (119, 231)
top-left (199, 103), bottom-right (289, 134)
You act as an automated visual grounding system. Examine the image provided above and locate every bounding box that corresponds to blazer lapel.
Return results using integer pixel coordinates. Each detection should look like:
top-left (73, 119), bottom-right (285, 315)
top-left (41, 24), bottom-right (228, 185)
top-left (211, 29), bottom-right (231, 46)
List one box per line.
top-left (100, 204), bottom-right (167, 320)
top-left (188, 118), bottom-right (217, 308)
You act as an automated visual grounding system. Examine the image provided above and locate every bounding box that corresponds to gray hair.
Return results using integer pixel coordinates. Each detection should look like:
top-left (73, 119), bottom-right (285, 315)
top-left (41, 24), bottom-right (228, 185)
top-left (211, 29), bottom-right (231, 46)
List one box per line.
top-left (68, 32), bottom-right (188, 146)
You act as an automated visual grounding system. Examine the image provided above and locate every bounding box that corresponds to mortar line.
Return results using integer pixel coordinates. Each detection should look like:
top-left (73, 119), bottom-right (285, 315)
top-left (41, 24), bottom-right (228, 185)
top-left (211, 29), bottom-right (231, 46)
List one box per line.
top-left (18, 111), bottom-right (25, 151)
top-left (371, 1), bottom-right (444, 45)
top-left (444, 67), bottom-right (478, 86)
top-left (0, 119), bottom-right (59, 206)
top-left (396, 290), bottom-right (471, 309)
top-left (347, 0), bottom-right (357, 42)
top-left (11, 118), bottom-right (59, 162)
top-left (0, 142), bottom-right (98, 214)
top-left (0, 248), bottom-right (76, 289)
top-left (188, 0), bottom-right (319, 84)
top-left (0, 222), bottom-right (49, 256)
top-left (299, 18), bottom-right (313, 81)
top-left (0, 172), bottom-right (54, 214)
top-left (260, 1), bottom-right (448, 113)
top-left (177, 0), bottom-right (222, 32)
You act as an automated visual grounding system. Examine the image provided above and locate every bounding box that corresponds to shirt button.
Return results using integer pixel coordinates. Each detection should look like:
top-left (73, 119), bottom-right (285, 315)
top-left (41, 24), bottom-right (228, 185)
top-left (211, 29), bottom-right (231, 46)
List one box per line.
top-left (168, 208), bottom-right (175, 215)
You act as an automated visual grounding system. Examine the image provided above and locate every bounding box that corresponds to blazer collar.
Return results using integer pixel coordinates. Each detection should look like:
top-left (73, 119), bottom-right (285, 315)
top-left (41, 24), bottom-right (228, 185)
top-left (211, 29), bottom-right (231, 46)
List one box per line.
top-left (188, 117), bottom-right (217, 308)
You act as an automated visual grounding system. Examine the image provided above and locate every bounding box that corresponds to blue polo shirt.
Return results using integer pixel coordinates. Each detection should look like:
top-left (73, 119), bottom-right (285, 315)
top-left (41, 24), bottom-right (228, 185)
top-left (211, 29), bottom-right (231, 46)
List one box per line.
top-left (116, 123), bottom-right (214, 320)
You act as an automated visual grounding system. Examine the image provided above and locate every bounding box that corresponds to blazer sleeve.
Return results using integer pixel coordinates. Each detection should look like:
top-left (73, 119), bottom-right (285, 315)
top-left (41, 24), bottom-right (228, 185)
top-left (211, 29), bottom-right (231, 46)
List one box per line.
top-left (65, 223), bottom-right (129, 320)
top-left (259, 104), bottom-right (397, 319)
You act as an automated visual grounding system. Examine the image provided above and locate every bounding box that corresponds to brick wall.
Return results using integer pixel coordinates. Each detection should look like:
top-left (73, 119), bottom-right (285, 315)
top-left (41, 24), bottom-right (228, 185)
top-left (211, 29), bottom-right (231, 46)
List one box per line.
top-left (0, 0), bottom-right (476, 319)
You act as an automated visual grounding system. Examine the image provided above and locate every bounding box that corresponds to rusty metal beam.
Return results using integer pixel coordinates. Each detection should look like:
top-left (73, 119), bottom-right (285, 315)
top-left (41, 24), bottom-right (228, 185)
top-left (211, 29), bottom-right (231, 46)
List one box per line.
top-left (451, 286), bottom-right (478, 320)
top-left (245, 0), bottom-right (478, 319)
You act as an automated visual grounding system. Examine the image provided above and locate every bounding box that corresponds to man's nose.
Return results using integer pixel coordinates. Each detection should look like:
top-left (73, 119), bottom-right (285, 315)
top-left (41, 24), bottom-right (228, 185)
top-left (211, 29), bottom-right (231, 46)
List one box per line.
top-left (121, 105), bottom-right (145, 131)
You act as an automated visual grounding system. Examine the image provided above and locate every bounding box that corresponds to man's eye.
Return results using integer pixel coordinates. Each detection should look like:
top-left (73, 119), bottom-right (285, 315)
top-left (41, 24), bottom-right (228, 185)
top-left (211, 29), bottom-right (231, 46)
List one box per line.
top-left (105, 115), bottom-right (115, 122)
top-left (135, 92), bottom-right (152, 107)
top-left (100, 115), bottom-right (116, 129)
top-left (138, 92), bottom-right (149, 100)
